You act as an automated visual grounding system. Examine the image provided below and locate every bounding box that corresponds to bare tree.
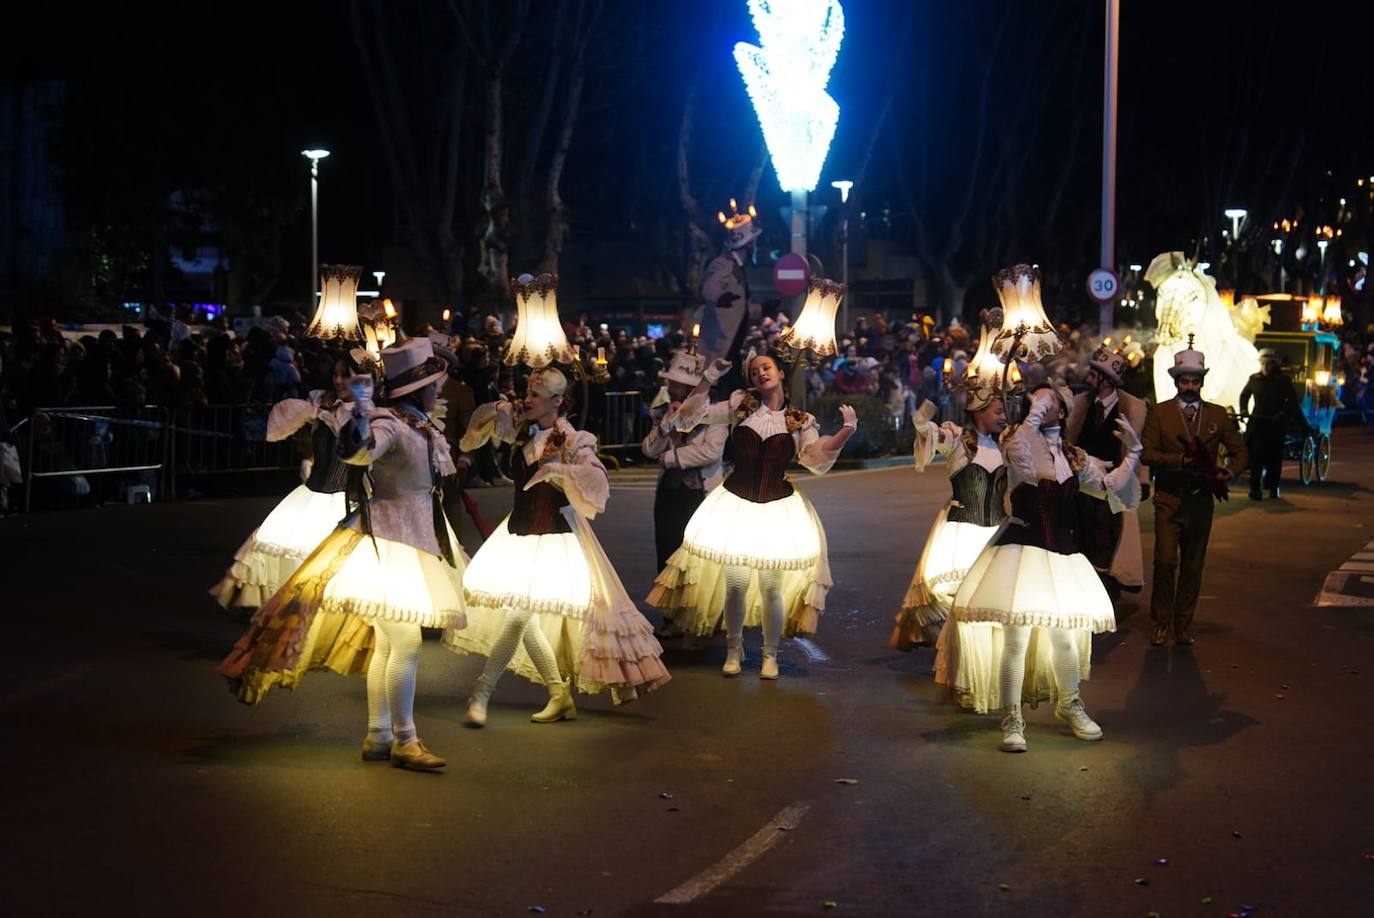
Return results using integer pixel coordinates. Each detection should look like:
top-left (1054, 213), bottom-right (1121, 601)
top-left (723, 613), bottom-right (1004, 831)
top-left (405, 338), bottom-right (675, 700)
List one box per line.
top-left (542, 0), bottom-right (606, 271)
top-left (350, 0), bottom-right (469, 305)
top-left (450, 0), bottom-right (533, 305)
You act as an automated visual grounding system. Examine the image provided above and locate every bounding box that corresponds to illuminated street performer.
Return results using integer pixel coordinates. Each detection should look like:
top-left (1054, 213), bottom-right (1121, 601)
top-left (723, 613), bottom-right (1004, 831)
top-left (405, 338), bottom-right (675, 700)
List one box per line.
top-left (647, 352), bottom-right (857, 679)
top-left (642, 349), bottom-right (728, 638)
top-left (1143, 339), bottom-right (1248, 646)
top-left (447, 365), bottom-right (670, 726)
top-left (891, 311), bottom-right (1009, 651)
top-left (1065, 339), bottom-right (1149, 599)
top-left (697, 199), bottom-right (763, 394)
top-left (219, 337), bottom-right (469, 772)
top-left (211, 354), bottom-right (355, 610)
top-left (1238, 348), bottom-right (1297, 500)
top-left (948, 380), bottom-right (1142, 752)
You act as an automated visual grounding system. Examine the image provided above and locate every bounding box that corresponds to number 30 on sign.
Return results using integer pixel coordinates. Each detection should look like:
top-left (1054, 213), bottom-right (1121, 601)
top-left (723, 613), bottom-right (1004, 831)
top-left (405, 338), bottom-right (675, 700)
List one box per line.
top-left (1086, 267), bottom-right (1121, 304)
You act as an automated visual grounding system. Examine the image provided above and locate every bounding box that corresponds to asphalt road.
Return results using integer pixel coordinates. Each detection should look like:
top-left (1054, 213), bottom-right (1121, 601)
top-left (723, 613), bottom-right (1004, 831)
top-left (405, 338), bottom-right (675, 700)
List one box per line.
top-left (3, 431), bottom-right (1373, 917)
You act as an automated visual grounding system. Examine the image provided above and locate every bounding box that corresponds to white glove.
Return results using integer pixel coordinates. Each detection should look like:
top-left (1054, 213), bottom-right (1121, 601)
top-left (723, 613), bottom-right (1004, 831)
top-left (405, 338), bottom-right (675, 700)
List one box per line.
top-left (839, 404), bottom-right (858, 430)
top-left (912, 399), bottom-right (938, 428)
top-left (1114, 416), bottom-right (1142, 453)
top-left (704, 358), bottom-right (732, 384)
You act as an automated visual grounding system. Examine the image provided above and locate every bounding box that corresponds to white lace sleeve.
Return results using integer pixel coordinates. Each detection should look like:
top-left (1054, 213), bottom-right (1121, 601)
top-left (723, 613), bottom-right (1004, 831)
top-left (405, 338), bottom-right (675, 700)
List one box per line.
top-left (914, 420), bottom-right (964, 473)
top-left (796, 414), bottom-right (840, 475)
top-left (265, 399), bottom-right (318, 442)
top-left (555, 431), bottom-right (610, 519)
top-left (1077, 449), bottom-right (1143, 511)
top-left (460, 400), bottom-right (517, 452)
top-left (676, 390), bottom-right (744, 430)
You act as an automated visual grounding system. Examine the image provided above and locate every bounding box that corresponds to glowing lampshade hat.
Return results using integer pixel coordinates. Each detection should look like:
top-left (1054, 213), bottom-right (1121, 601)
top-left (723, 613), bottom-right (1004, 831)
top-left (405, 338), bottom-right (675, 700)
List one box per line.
top-left (991, 264), bottom-right (1061, 363)
top-left (718, 198), bottom-right (762, 250)
top-left (504, 272), bottom-right (574, 369)
top-left (779, 276), bottom-right (844, 358)
top-left (306, 264), bottom-right (364, 341)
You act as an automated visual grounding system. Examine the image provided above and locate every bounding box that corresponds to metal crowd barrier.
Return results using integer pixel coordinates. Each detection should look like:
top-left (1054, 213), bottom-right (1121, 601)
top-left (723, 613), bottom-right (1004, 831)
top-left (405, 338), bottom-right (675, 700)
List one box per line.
top-left (22, 406), bottom-right (168, 512)
top-left (168, 403), bottom-right (300, 493)
top-left (596, 390), bottom-right (650, 449)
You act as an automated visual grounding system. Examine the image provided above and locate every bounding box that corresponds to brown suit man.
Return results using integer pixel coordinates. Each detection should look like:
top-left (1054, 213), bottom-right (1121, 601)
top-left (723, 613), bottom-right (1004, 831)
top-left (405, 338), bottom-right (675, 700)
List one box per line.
top-left (1141, 345), bottom-right (1248, 645)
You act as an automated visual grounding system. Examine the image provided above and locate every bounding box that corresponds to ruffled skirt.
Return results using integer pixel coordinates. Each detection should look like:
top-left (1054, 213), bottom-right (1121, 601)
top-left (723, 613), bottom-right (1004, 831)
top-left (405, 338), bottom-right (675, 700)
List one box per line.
top-left (218, 518), bottom-right (469, 704)
top-left (935, 540), bottom-right (1111, 714)
top-left (211, 485), bottom-right (347, 609)
top-left (647, 485), bottom-right (832, 637)
top-left (891, 506), bottom-right (997, 648)
top-left (442, 509), bottom-right (670, 699)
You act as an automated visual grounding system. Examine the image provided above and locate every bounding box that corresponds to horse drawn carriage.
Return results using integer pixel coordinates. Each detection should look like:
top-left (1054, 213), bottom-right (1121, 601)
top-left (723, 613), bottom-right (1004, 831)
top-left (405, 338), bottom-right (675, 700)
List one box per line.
top-left (1244, 328), bottom-right (1340, 486)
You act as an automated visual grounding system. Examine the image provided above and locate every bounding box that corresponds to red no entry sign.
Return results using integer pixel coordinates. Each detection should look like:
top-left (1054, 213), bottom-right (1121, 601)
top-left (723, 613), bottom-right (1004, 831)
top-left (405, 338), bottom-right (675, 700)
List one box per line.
top-left (773, 253), bottom-right (810, 297)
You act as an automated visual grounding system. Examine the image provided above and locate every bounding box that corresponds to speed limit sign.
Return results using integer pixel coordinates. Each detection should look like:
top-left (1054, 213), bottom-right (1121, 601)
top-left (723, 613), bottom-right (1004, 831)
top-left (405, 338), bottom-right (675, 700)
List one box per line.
top-left (1087, 267), bottom-right (1121, 304)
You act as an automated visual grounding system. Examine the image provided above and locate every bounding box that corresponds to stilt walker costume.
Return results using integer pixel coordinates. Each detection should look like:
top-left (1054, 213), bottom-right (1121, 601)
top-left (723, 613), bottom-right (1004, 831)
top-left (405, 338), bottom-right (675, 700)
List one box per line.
top-left (945, 383), bottom-right (1142, 751)
top-left (218, 337), bottom-right (469, 771)
top-left (211, 376), bottom-right (353, 610)
top-left (447, 367), bottom-right (670, 726)
top-left (647, 352), bottom-right (858, 679)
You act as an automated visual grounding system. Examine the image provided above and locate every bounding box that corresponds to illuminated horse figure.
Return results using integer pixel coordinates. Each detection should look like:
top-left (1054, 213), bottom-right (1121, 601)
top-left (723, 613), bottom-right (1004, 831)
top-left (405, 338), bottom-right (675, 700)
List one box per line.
top-left (1146, 252), bottom-right (1260, 412)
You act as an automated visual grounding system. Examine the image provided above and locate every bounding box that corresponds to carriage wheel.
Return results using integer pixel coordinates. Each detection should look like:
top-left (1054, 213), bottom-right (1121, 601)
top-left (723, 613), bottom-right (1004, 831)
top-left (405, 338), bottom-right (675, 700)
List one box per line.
top-left (1299, 435), bottom-right (1317, 486)
top-left (1317, 434), bottom-right (1332, 482)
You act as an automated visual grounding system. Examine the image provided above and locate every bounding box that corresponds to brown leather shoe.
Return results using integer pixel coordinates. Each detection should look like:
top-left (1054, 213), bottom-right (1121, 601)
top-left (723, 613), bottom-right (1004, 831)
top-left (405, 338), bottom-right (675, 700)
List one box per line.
top-left (1175, 631), bottom-right (1195, 646)
top-left (390, 740), bottom-right (446, 771)
top-left (361, 737), bottom-right (392, 762)
top-left (1150, 625), bottom-right (1170, 646)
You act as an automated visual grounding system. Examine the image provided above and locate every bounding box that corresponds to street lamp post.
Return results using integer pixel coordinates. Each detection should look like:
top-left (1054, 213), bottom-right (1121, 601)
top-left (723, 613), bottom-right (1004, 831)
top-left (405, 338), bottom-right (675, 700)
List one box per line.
top-left (1224, 208), bottom-right (1248, 243)
top-left (1099, 0), bottom-right (1120, 336)
top-left (831, 179), bottom-right (853, 332)
top-left (301, 148), bottom-right (331, 304)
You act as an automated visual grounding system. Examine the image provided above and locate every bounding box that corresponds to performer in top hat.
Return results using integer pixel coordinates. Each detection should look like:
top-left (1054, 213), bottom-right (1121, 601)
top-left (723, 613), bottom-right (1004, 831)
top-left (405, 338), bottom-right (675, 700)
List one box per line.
top-left (1142, 338), bottom-right (1248, 646)
top-left (447, 367), bottom-right (670, 726)
top-left (647, 352), bottom-right (857, 680)
top-left (642, 349), bottom-right (729, 636)
top-left (1065, 340), bottom-right (1149, 598)
top-left (1239, 348), bottom-right (1298, 500)
top-left (698, 199), bottom-right (763, 395)
top-left (219, 337), bottom-right (470, 772)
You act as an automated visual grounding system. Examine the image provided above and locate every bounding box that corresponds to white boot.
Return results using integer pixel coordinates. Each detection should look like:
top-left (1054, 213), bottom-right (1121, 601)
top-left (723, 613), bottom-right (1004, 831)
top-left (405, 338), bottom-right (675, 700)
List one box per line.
top-left (464, 674), bottom-right (494, 728)
top-left (759, 651), bottom-right (779, 680)
top-left (1000, 706), bottom-right (1027, 753)
top-left (531, 681), bottom-right (577, 723)
top-left (722, 639), bottom-right (744, 677)
top-left (1055, 695), bottom-right (1103, 741)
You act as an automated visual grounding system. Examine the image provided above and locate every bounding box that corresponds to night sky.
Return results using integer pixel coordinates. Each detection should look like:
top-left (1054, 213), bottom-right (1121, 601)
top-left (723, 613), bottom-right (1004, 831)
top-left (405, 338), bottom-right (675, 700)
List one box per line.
top-left (6, 0), bottom-right (1369, 311)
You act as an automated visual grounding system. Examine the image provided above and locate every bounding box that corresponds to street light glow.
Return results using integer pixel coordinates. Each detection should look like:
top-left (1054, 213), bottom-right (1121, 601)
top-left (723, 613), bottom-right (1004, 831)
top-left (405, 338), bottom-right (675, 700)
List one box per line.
top-left (1223, 208), bottom-right (1248, 219)
top-left (831, 179), bottom-right (854, 202)
top-left (301, 148), bottom-right (331, 161)
top-left (734, 0), bottom-right (844, 192)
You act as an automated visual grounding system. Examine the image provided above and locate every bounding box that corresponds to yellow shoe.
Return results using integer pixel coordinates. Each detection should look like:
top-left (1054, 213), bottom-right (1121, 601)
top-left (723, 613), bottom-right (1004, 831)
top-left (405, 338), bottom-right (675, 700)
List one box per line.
top-left (531, 682), bottom-right (577, 723)
top-left (390, 739), bottom-right (446, 771)
top-left (361, 736), bottom-right (392, 762)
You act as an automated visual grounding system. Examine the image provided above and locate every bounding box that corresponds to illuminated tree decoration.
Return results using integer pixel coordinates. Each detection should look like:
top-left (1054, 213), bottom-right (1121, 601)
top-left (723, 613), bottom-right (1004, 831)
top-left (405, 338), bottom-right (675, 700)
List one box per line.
top-left (733, 0), bottom-right (844, 192)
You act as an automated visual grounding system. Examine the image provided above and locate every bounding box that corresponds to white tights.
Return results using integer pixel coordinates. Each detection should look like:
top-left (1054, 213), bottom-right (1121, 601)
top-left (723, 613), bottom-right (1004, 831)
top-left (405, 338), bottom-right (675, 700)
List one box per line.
top-left (478, 607), bottom-right (563, 690)
top-left (998, 625), bottom-right (1081, 711)
top-left (723, 565), bottom-right (785, 658)
top-left (366, 620), bottom-right (422, 746)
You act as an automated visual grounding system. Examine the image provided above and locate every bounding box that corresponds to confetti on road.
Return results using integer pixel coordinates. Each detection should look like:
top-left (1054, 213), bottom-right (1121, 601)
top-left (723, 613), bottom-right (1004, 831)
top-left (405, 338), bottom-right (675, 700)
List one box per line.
top-left (834, 778), bottom-right (859, 785)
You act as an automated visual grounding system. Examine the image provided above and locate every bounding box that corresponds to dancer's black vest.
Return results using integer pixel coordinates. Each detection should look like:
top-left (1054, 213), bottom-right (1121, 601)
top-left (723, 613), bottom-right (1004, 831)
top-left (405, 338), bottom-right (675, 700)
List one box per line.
top-left (723, 426), bottom-right (795, 503)
top-left (946, 462), bottom-right (1008, 527)
top-left (995, 478), bottom-right (1080, 555)
top-left (508, 444), bottom-right (573, 536)
top-left (305, 420), bottom-right (349, 493)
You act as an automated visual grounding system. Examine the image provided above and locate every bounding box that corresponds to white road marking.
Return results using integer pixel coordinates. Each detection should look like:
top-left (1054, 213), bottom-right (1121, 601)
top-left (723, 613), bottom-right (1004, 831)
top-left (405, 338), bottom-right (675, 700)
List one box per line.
top-left (1338, 562), bottom-right (1374, 572)
top-left (791, 637), bottom-right (830, 662)
top-left (1315, 571), bottom-right (1374, 607)
top-left (654, 801), bottom-right (810, 904)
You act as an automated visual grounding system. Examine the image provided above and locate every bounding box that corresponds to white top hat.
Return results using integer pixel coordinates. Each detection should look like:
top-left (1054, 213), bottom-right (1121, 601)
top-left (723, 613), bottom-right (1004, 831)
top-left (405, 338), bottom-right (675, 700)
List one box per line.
top-left (660, 350), bottom-right (706, 386)
top-left (1088, 343), bottom-right (1127, 387)
top-left (381, 337), bottom-right (448, 397)
top-left (719, 198), bottom-right (762, 250)
top-left (1167, 337), bottom-right (1209, 379)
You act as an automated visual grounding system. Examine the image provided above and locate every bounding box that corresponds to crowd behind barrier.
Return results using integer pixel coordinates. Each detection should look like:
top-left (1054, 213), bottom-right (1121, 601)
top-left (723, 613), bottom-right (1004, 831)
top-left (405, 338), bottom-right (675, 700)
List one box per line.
top-left (4, 304), bottom-right (1373, 512)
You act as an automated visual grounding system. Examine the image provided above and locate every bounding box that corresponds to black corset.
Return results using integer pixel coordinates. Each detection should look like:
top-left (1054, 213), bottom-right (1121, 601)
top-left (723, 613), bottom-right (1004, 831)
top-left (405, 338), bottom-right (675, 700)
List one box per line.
top-left (947, 462), bottom-right (1008, 527)
top-left (723, 425), bottom-right (795, 503)
top-left (508, 445), bottom-right (572, 536)
top-left (995, 478), bottom-right (1081, 555)
top-left (306, 421), bottom-right (349, 494)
